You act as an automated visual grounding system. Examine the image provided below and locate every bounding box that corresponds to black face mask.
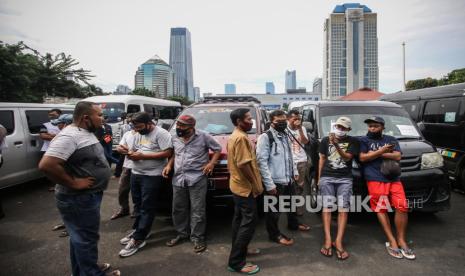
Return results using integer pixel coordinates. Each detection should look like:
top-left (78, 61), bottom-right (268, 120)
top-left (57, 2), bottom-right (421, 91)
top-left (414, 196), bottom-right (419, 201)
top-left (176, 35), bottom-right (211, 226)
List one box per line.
top-left (274, 121), bottom-right (288, 133)
top-left (138, 124), bottom-right (150, 135)
top-left (367, 131), bottom-right (383, 139)
top-left (176, 128), bottom-right (191, 137)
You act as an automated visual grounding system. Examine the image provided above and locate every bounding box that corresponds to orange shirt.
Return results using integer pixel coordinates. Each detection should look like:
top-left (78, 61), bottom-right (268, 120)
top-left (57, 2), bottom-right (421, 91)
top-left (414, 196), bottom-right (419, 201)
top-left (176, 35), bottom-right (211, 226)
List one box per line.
top-left (227, 128), bottom-right (263, 197)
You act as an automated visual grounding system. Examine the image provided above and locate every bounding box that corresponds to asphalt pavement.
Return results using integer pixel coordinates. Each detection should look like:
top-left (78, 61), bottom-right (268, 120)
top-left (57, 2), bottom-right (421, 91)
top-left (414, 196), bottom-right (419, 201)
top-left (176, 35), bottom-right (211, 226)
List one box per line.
top-left (1, 178), bottom-right (465, 276)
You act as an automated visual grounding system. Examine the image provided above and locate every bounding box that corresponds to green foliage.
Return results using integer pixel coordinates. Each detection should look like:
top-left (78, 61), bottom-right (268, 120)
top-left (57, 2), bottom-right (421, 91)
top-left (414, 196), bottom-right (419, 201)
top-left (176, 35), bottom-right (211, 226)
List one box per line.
top-left (131, 87), bottom-right (154, 97)
top-left (166, 96), bottom-right (193, 106)
top-left (0, 41), bottom-right (101, 102)
top-left (406, 68), bottom-right (465, 91)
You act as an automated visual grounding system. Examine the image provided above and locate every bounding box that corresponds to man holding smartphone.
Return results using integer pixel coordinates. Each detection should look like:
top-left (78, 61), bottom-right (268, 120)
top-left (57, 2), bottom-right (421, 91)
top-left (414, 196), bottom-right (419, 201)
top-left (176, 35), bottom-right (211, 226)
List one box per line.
top-left (359, 116), bottom-right (415, 260)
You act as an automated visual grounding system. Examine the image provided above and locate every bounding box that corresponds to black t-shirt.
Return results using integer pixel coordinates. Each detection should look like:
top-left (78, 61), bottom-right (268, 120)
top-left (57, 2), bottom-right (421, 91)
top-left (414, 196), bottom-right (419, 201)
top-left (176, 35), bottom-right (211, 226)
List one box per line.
top-left (319, 135), bottom-right (360, 178)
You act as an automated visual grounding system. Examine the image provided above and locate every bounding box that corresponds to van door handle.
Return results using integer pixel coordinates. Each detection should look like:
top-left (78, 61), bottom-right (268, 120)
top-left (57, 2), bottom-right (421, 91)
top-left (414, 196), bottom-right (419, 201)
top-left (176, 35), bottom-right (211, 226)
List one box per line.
top-left (14, 141), bottom-right (23, 148)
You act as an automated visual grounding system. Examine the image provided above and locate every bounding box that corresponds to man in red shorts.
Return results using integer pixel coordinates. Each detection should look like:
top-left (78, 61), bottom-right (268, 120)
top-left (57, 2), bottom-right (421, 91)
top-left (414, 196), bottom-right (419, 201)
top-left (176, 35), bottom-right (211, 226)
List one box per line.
top-left (359, 116), bottom-right (415, 260)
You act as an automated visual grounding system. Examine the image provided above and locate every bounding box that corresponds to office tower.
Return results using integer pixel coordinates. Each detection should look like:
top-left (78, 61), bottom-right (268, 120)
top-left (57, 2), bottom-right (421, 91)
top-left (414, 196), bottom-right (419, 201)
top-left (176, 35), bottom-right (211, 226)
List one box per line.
top-left (169, 27), bottom-right (194, 100)
top-left (323, 3), bottom-right (378, 100)
top-left (285, 70), bottom-right (297, 92)
top-left (266, 82), bottom-right (275, 94)
top-left (312, 78), bottom-right (323, 95)
top-left (134, 55), bottom-right (175, 98)
top-left (225, 84), bottom-right (236, 95)
top-left (194, 87), bottom-right (200, 102)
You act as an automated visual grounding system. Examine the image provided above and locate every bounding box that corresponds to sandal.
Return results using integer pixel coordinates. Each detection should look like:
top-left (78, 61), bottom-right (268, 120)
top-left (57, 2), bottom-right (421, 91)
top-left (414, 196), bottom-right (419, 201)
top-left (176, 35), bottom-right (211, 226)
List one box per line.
top-left (400, 247), bottom-right (416, 260)
top-left (320, 246), bottom-right (333, 257)
top-left (332, 242), bottom-right (349, 260)
top-left (98, 263), bottom-right (111, 272)
top-left (297, 224), bottom-right (311, 232)
top-left (52, 224), bottom-right (65, 231)
top-left (274, 234), bottom-right (294, 246)
top-left (227, 263), bottom-right (260, 275)
top-left (385, 242), bottom-right (403, 259)
top-left (166, 235), bottom-right (188, 247)
top-left (247, 248), bottom-right (261, 256)
top-left (59, 230), bottom-right (69, 238)
top-left (111, 211), bottom-right (129, 220)
top-left (194, 241), bottom-right (207, 253)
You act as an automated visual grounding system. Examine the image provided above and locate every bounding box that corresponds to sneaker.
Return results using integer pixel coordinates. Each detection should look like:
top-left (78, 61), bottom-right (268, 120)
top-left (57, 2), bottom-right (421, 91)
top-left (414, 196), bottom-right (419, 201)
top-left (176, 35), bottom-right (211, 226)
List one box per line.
top-left (119, 239), bottom-right (146, 258)
top-left (120, 230), bottom-right (152, 245)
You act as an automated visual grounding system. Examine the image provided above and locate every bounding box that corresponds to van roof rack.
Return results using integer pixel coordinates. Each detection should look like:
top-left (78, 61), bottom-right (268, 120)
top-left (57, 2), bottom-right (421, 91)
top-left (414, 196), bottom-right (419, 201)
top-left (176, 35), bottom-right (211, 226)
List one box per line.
top-left (202, 95), bottom-right (261, 104)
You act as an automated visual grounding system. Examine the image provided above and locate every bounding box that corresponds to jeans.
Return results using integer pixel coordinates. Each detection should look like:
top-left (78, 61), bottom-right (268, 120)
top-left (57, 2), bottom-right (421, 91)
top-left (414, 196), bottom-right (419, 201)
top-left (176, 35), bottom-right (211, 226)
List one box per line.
top-left (131, 174), bottom-right (163, 241)
top-left (118, 168), bottom-right (132, 213)
top-left (55, 191), bottom-right (104, 276)
top-left (265, 183), bottom-right (299, 240)
top-left (228, 194), bottom-right (258, 270)
top-left (102, 143), bottom-right (118, 166)
top-left (172, 177), bottom-right (208, 242)
top-left (114, 154), bottom-right (125, 177)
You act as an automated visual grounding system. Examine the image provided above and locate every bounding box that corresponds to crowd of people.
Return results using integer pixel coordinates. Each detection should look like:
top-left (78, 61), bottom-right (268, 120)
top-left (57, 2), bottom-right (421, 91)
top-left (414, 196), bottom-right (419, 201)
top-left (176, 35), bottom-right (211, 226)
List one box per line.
top-left (29, 101), bottom-right (416, 275)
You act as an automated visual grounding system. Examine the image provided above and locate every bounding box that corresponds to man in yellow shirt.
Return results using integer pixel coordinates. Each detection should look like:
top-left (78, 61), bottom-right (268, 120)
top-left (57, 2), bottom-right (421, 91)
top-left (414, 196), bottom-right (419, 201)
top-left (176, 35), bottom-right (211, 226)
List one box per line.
top-left (227, 108), bottom-right (263, 275)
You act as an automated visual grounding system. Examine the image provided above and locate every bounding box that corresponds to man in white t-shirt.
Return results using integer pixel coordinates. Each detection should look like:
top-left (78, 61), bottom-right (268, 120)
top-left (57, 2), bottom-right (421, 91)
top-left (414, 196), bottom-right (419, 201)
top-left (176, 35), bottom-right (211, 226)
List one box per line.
top-left (118, 112), bottom-right (173, 258)
top-left (39, 108), bottom-right (62, 153)
top-left (287, 109), bottom-right (310, 216)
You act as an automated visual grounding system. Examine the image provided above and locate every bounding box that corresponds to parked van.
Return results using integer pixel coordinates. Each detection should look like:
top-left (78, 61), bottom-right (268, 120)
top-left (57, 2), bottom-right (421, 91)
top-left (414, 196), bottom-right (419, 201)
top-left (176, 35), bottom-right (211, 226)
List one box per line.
top-left (82, 95), bottom-right (183, 148)
top-left (0, 103), bottom-right (74, 189)
top-left (380, 83), bottom-right (465, 190)
top-left (301, 100), bottom-right (450, 212)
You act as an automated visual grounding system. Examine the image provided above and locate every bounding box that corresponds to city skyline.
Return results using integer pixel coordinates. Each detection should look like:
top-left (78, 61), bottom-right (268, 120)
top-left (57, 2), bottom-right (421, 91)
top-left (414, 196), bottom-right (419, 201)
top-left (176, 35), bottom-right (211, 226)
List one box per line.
top-left (1, 0), bottom-right (463, 95)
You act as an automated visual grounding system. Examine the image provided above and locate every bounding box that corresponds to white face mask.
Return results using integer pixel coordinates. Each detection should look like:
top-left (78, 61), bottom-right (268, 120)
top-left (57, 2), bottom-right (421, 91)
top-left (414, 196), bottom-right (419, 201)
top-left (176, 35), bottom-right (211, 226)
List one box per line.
top-left (334, 128), bottom-right (348, 138)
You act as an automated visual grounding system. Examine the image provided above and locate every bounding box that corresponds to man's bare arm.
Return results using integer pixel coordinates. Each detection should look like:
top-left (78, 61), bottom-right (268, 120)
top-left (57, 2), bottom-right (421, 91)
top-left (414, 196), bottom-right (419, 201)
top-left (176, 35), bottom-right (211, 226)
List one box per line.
top-left (38, 156), bottom-right (93, 190)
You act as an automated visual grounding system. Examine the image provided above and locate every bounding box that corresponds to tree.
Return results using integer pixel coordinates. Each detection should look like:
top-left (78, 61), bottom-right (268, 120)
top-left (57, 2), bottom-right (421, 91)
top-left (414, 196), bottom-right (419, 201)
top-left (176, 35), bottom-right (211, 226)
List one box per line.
top-left (131, 87), bottom-right (154, 97)
top-left (406, 77), bottom-right (438, 91)
top-left (166, 96), bottom-right (193, 106)
top-left (406, 68), bottom-right (465, 91)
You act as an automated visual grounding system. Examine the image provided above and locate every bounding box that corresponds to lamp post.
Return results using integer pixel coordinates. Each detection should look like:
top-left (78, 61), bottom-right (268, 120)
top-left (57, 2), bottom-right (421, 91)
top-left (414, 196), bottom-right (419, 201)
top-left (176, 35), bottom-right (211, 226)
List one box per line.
top-left (402, 42), bottom-right (406, 91)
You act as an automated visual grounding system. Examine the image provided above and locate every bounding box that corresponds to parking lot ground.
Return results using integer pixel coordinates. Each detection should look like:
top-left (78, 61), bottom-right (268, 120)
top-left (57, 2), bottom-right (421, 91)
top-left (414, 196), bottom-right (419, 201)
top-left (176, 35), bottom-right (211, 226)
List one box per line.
top-left (1, 179), bottom-right (465, 276)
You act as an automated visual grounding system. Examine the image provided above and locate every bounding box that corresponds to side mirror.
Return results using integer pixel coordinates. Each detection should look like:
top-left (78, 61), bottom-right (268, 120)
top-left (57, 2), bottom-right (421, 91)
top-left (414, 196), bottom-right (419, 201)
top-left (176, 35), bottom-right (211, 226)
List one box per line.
top-left (302, 121), bottom-right (313, 132)
top-left (161, 123), bottom-right (171, 130)
top-left (416, 121), bottom-right (425, 132)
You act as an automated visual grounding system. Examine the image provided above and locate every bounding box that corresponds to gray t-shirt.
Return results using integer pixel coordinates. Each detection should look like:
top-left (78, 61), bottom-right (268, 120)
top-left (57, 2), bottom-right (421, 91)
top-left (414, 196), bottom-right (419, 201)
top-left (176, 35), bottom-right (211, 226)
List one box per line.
top-left (45, 125), bottom-right (111, 195)
top-left (131, 126), bottom-right (173, 176)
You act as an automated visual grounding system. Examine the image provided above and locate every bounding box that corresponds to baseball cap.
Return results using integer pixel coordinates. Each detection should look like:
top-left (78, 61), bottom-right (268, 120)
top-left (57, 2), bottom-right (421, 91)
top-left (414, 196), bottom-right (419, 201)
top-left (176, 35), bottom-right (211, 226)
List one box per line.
top-left (51, 114), bottom-right (73, 126)
top-left (364, 116), bottom-right (385, 125)
top-left (177, 115), bottom-right (196, 126)
top-left (335, 116), bottom-right (352, 129)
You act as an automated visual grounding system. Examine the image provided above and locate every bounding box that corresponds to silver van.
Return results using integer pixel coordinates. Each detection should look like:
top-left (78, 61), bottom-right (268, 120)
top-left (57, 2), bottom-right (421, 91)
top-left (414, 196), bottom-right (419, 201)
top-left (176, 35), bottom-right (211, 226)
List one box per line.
top-left (0, 103), bottom-right (74, 189)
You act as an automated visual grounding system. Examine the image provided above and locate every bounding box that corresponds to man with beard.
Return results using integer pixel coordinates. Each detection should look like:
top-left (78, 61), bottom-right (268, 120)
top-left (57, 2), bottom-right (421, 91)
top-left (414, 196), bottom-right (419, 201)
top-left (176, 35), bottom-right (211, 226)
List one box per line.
top-left (359, 116), bottom-right (415, 260)
top-left (39, 101), bottom-right (120, 276)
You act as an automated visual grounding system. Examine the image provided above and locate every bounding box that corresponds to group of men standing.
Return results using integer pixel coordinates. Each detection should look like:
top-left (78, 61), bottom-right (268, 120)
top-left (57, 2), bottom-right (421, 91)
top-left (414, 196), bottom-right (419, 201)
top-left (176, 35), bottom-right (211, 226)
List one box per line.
top-left (37, 101), bottom-right (415, 276)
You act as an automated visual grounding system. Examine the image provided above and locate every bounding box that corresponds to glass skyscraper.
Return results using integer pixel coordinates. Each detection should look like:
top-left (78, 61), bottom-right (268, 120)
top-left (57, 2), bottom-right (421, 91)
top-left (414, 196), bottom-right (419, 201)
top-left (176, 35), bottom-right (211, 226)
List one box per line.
top-left (169, 27), bottom-right (194, 101)
top-left (285, 70), bottom-right (297, 92)
top-left (134, 55), bottom-right (176, 98)
top-left (266, 82), bottom-right (275, 94)
top-left (323, 3), bottom-right (378, 100)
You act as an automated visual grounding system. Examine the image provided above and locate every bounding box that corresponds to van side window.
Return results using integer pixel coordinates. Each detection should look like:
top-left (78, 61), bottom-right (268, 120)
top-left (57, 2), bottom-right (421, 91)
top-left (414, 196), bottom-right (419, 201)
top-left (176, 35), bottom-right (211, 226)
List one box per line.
top-left (0, 110), bottom-right (15, 134)
top-left (25, 110), bottom-right (51, 134)
top-left (127, 104), bottom-right (140, 114)
top-left (423, 99), bottom-right (460, 124)
top-left (400, 102), bottom-right (420, 121)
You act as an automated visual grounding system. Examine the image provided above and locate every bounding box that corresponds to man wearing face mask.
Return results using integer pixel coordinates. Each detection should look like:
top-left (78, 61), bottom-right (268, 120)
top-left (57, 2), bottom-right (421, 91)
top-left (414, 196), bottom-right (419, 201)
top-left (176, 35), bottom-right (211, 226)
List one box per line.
top-left (162, 115), bottom-right (222, 253)
top-left (359, 116), bottom-right (415, 260)
top-left (39, 108), bottom-right (62, 191)
top-left (256, 110), bottom-right (310, 247)
top-left (118, 112), bottom-right (173, 258)
top-left (39, 102), bottom-right (120, 276)
top-left (317, 117), bottom-right (359, 260)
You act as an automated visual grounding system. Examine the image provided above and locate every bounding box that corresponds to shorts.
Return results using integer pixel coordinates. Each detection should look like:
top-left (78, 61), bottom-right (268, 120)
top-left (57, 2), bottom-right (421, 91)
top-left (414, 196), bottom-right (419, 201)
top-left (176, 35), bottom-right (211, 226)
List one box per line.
top-left (367, 181), bottom-right (409, 213)
top-left (319, 177), bottom-right (353, 209)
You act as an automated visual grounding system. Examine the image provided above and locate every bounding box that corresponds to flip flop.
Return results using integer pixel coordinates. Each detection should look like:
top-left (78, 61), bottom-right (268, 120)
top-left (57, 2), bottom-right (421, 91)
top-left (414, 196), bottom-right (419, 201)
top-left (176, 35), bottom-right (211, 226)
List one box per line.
top-left (400, 247), bottom-right (416, 260)
top-left (332, 242), bottom-right (349, 260)
top-left (320, 246), bottom-right (333, 257)
top-left (52, 224), bottom-right (65, 231)
top-left (227, 263), bottom-right (260, 275)
top-left (298, 224), bottom-right (311, 231)
top-left (275, 234), bottom-right (294, 246)
top-left (385, 242), bottom-right (403, 259)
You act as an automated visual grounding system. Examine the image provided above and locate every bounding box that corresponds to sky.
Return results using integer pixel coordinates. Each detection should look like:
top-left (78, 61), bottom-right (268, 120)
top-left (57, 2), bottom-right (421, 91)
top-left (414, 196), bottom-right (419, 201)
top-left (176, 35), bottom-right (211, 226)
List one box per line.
top-left (1, 0), bottom-right (464, 95)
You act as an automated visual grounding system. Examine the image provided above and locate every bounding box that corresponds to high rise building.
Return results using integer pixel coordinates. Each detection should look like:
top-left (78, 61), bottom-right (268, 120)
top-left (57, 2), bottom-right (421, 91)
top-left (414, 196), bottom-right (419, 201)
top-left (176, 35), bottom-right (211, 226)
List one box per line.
top-left (134, 55), bottom-right (176, 98)
top-left (313, 77), bottom-right (323, 95)
top-left (323, 3), bottom-right (378, 100)
top-left (114, 85), bottom-right (132, 95)
top-left (169, 27), bottom-right (194, 100)
top-left (285, 70), bottom-right (297, 92)
top-left (194, 87), bottom-right (200, 102)
top-left (266, 82), bottom-right (275, 94)
top-left (225, 84), bottom-right (236, 95)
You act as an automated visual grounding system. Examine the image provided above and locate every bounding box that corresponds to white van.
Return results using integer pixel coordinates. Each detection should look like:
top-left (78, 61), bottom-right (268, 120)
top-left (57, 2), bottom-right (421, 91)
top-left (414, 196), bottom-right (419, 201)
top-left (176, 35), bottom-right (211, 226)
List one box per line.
top-left (82, 95), bottom-right (183, 146)
top-left (0, 103), bottom-right (74, 189)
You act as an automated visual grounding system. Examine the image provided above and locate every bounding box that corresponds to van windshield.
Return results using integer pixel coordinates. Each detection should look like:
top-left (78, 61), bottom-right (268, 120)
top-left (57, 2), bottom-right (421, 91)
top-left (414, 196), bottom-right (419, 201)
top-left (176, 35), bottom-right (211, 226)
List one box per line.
top-left (96, 102), bottom-right (125, 123)
top-left (172, 106), bottom-right (257, 135)
top-left (319, 106), bottom-right (421, 139)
